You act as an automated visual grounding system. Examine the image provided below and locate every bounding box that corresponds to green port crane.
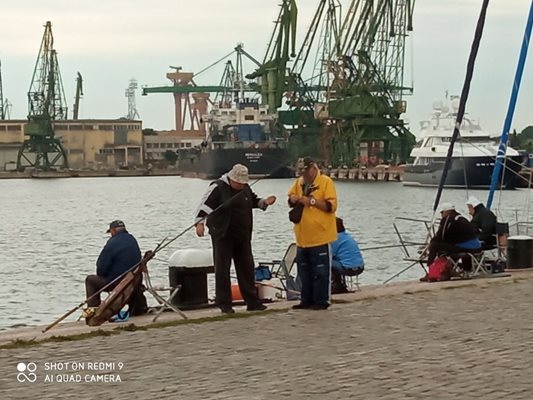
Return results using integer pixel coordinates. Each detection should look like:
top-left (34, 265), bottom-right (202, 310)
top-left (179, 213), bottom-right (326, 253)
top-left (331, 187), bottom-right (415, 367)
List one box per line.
top-left (246, 0), bottom-right (298, 112)
top-left (17, 21), bottom-right (68, 171)
top-left (325, 0), bottom-right (416, 166)
top-left (250, 0), bottom-right (416, 166)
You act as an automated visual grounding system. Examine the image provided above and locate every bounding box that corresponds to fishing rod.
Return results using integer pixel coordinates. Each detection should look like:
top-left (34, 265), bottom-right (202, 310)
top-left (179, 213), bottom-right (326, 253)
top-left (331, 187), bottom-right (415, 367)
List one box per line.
top-left (43, 166), bottom-right (284, 333)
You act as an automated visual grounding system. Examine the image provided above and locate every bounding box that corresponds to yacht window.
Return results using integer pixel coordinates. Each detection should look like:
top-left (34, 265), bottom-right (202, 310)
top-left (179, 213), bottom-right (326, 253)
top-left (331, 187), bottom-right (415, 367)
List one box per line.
top-left (414, 157), bottom-right (429, 166)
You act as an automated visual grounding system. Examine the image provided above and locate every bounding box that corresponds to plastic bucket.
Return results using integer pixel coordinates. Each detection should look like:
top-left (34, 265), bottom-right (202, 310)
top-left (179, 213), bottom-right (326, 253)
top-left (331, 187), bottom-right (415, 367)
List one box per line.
top-left (231, 284), bottom-right (243, 301)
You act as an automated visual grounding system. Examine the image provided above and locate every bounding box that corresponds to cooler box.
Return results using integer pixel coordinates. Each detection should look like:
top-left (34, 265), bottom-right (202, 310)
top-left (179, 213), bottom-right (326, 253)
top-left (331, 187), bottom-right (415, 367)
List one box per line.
top-left (168, 249), bottom-right (214, 308)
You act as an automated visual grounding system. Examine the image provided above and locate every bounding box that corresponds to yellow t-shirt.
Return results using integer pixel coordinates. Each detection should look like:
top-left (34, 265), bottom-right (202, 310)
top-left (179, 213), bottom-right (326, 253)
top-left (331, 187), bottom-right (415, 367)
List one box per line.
top-left (287, 171), bottom-right (338, 248)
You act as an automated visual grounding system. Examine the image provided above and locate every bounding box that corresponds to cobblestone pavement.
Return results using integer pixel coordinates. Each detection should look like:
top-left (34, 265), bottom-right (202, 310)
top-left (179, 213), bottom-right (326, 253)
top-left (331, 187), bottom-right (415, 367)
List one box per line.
top-left (1, 278), bottom-right (532, 399)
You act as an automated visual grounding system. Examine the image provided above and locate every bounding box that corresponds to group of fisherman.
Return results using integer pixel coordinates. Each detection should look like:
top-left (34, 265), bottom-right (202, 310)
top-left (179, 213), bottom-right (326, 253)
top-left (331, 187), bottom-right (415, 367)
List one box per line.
top-left (425, 195), bottom-right (498, 278)
top-left (84, 157), bottom-right (365, 316)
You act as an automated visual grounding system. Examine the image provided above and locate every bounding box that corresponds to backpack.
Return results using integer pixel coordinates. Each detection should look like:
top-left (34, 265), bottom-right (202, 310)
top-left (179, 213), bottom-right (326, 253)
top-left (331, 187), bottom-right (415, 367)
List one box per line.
top-left (427, 257), bottom-right (452, 282)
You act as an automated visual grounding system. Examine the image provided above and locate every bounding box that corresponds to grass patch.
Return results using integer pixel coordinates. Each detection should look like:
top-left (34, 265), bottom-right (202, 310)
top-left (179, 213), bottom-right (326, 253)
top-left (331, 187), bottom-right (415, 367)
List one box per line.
top-left (0, 309), bottom-right (287, 350)
top-left (0, 329), bottom-right (120, 350)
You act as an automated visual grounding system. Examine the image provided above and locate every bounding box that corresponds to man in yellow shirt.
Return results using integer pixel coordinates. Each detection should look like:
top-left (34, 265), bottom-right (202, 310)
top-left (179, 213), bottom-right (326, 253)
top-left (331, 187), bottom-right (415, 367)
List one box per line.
top-left (288, 157), bottom-right (338, 310)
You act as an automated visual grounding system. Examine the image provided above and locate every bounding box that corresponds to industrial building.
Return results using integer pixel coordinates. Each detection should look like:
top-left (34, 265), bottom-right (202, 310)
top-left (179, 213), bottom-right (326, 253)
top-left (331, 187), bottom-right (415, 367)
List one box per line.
top-left (143, 130), bottom-right (204, 161)
top-left (0, 119), bottom-right (143, 171)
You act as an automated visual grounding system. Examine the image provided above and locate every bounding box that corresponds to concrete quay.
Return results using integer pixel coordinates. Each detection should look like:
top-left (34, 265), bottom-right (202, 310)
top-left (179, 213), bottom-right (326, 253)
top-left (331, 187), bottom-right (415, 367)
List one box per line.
top-left (1, 271), bottom-right (532, 399)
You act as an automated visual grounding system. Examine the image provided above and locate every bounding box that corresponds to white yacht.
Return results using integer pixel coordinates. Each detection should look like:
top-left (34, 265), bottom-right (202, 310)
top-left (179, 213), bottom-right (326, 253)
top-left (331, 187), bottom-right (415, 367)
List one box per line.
top-left (403, 96), bottom-right (523, 189)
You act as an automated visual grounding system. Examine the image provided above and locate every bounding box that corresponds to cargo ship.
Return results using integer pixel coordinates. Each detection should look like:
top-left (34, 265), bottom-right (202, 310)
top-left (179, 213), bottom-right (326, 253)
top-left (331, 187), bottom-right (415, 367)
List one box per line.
top-left (177, 99), bottom-right (294, 179)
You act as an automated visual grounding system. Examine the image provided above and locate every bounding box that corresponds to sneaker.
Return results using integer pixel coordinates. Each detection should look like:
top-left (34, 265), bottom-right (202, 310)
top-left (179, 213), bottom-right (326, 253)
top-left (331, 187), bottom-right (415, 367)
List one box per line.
top-left (220, 307), bottom-right (235, 314)
top-left (311, 304), bottom-right (329, 310)
top-left (81, 307), bottom-right (97, 319)
top-left (291, 303), bottom-right (313, 310)
top-left (247, 304), bottom-right (267, 312)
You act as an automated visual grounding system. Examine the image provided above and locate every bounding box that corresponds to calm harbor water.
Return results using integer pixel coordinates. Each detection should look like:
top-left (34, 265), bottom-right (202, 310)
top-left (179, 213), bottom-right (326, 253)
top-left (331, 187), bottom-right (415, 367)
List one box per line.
top-left (1, 176), bottom-right (531, 330)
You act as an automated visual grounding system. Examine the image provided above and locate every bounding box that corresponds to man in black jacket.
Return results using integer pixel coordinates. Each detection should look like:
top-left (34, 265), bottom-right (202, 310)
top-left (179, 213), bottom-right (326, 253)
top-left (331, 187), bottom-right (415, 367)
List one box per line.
top-left (85, 220), bottom-right (142, 308)
top-left (427, 203), bottom-right (481, 266)
top-left (195, 164), bottom-right (276, 314)
top-left (466, 196), bottom-right (497, 249)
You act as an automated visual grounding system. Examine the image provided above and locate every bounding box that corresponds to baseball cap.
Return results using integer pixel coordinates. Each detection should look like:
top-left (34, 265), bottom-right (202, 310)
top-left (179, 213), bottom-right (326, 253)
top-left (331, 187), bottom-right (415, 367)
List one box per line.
top-left (106, 220), bottom-right (126, 233)
top-left (302, 156), bottom-right (315, 170)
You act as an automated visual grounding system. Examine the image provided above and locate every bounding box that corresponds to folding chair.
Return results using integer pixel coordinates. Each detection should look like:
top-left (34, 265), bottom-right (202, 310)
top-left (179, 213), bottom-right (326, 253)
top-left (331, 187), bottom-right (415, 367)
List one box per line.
top-left (446, 250), bottom-right (488, 278)
top-left (340, 267), bottom-right (364, 291)
top-left (142, 267), bottom-right (187, 322)
top-left (258, 243), bottom-right (300, 299)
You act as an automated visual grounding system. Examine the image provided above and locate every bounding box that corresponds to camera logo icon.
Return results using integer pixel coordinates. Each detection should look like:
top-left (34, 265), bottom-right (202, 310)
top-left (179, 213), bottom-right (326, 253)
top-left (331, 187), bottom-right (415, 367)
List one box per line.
top-left (16, 362), bottom-right (37, 383)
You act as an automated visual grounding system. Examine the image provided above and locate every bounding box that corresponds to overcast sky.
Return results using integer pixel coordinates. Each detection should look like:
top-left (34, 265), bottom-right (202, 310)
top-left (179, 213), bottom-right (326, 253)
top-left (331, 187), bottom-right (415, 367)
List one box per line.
top-left (0, 0), bottom-right (532, 137)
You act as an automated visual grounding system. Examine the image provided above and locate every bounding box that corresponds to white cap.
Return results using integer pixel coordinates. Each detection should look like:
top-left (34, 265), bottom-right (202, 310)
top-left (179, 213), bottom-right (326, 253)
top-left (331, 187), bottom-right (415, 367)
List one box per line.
top-left (227, 164), bottom-right (249, 184)
top-left (439, 202), bottom-right (455, 212)
top-left (466, 196), bottom-right (482, 207)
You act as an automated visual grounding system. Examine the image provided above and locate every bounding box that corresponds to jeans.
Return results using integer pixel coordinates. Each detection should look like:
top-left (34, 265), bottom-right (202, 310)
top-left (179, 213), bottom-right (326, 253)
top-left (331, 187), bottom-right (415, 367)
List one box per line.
top-left (296, 244), bottom-right (331, 307)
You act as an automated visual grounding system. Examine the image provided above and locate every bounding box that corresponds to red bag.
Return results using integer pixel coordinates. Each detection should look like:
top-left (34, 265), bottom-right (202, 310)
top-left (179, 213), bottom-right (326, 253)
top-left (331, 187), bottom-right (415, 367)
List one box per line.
top-left (427, 257), bottom-right (451, 282)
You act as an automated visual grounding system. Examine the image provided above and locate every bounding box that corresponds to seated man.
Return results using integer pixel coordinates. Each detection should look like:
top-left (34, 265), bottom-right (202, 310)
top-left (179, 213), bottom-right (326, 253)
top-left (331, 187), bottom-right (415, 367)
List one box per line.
top-left (427, 203), bottom-right (482, 269)
top-left (466, 196), bottom-right (497, 249)
top-left (331, 218), bottom-right (364, 294)
top-left (85, 220), bottom-right (145, 314)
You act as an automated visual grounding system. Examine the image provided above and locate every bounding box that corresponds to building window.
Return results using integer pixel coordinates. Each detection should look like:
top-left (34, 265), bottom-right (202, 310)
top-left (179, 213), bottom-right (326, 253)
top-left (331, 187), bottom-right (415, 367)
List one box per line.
top-left (99, 148), bottom-right (114, 155)
top-left (244, 115), bottom-right (254, 121)
top-left (146, 143), bottom-right (153, 148)
top-left (185, 142), bottom-right (192, 148)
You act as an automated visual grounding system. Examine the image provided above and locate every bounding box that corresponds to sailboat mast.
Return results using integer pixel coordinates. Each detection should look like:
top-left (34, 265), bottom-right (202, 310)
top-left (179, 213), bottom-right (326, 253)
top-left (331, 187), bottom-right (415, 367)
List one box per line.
top-left (432, 0), bottom-right (490, 213)
top-left (486, 1), bottom-right (533, 210)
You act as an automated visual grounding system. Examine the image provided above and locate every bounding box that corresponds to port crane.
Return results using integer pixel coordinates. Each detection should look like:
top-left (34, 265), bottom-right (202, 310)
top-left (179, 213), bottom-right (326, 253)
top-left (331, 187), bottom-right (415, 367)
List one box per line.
top-left (251, 0), bottom-right (416, 165)
top-left (17, 21), bottom-right (68, 171)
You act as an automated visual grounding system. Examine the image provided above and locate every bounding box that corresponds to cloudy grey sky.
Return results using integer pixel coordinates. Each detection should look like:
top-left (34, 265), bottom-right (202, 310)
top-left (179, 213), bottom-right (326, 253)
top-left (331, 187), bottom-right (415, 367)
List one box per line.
top-left (0, 0), bottom-right (532, 136)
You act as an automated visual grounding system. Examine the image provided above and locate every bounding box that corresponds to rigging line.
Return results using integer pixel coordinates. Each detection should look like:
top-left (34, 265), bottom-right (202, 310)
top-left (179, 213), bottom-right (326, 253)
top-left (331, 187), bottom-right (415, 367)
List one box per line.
top-left (461, 140), bottom-right (530, 187)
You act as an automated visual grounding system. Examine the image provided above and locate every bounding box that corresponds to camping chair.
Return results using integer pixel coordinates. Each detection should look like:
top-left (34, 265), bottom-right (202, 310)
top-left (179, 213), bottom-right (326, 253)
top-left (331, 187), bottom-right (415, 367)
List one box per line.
top-left (258, 243), bottom-right (300, 299)
top-left (446, 250), bottom-right (488, 278)
top-left (340, 267), bottom-right (364, 292)
top-left (142, 267), bottom-right (187, 322)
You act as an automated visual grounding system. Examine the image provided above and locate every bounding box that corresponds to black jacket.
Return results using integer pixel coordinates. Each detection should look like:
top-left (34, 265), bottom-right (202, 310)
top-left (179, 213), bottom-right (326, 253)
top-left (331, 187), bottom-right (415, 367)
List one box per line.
top-left (96, 230), bottom-right (141, 282)
top-left (433, 211), bottom-right (478, 245)
top-left (195, 174), bottom-right (267, 240)
top-left (471, 204), bottom-right (497, 245)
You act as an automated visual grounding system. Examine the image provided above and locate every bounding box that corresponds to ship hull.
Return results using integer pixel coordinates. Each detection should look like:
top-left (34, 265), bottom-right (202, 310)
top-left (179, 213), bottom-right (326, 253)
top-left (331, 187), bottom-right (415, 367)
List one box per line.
top-left (178, 147), bottom-right (294, 180)
top-left (403, 156), bottom-right (523, 189)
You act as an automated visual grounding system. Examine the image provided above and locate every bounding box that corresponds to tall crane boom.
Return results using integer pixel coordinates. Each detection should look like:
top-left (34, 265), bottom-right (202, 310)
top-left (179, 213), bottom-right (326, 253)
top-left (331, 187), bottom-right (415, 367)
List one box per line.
top-left (246, 0), bottom-right (298, 111)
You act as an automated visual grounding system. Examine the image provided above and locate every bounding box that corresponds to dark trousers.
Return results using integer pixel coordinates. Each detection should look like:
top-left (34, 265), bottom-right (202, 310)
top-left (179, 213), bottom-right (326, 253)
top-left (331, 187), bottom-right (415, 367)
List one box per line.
top-left (85, 274), bottom-right (146, 314)
top-left (296, 244), bottom-right (331, 307)
top-left (212, 234), bottom-right (261, 309)
top-left (85, 275), bottom-right (114, 307)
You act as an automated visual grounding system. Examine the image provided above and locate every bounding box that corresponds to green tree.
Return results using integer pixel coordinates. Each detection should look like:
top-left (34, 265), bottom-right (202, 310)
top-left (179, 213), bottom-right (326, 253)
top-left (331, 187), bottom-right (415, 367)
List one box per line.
top-left (164, 150), bottom-right (178, 164)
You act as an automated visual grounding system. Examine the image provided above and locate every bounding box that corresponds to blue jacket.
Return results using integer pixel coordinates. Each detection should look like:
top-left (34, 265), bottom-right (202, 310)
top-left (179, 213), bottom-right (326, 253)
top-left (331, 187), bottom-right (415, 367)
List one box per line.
top-left (96, 230), bottom-right (141, 282)
top-left (331, 231), bottom-right (364, 269)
